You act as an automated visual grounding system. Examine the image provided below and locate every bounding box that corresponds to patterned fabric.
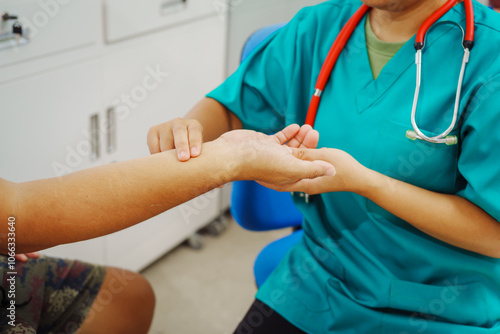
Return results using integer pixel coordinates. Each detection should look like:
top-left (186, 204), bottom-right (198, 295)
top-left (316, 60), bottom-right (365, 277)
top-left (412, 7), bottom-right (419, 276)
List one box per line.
top-left (0, 255), bottom-right (105, 334)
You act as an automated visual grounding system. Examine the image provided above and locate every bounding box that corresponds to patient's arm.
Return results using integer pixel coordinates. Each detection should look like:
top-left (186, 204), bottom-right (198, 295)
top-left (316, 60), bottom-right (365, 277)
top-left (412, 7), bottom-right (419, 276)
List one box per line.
top-left (1, 126), bottom-right (334, 254)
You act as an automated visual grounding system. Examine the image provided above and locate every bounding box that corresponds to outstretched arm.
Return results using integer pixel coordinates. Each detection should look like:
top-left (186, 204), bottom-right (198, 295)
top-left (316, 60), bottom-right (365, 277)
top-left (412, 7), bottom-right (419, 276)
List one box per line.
top-left (0, 126), bottom-right (334, 254)
top-left (264, 148), bottom-right (500, 259)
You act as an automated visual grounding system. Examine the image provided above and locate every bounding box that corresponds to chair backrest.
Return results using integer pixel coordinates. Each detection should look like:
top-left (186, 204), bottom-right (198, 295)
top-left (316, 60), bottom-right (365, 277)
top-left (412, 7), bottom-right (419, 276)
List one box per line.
top-left (240, 23), bottom-right (287, 62)
top-left (231, 23), bottom-right (303, 231)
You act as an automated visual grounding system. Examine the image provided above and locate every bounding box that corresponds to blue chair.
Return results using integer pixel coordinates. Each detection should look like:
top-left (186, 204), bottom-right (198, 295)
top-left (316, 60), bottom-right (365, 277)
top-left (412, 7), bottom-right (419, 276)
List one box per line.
top-left (231, 23), bottom-right (304, 288)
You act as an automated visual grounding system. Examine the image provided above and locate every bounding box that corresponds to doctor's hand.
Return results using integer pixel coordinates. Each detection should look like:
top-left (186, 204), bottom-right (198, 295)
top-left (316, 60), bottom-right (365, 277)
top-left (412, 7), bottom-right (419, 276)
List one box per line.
top-left (259, 148), bottom-right (370, 194)
top-left (147, 118), bottom-right (204, 161)
top-left (147, 115), bottom-right (319, 162)
top-left (217, 125), bottom-right (335, 186)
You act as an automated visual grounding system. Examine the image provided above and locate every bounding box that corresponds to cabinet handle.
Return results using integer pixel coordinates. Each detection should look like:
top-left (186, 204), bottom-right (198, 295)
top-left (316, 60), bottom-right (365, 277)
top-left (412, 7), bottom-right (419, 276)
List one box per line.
top-left (90, 114), bottom-right (100, 161)
top-left (106, 107), bottom-right (117, 154)
top-left (1, 12), bottom-right (19, 21)
top-left (0, 28), bottom-right (29, 51)
top-left (160, 0), bottom-right (187, 15)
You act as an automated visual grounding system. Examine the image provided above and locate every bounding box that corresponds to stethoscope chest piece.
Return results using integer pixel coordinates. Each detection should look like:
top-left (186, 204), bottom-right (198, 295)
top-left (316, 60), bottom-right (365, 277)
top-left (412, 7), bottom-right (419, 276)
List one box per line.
top-left (407, 20), bottom-right (472, 146)
top-left (291, 192), bottom-right (310, 203)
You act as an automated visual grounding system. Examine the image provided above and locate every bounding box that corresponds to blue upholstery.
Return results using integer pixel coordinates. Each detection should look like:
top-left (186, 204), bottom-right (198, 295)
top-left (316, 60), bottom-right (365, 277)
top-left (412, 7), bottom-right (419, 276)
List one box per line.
top-left (253, 230), bottom-right (304, 287)
top-left (231, 23), bottom-right (304, 287)
top-left (231, 181), bottom-right (303, 231)
top-left (240, 23), bottom-right (287, 62)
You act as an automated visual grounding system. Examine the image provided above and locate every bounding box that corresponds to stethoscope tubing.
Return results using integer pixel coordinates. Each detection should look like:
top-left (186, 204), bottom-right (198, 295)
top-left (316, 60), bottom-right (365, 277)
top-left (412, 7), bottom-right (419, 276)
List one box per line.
top-left (304, 0), bottom-right (475, 146)
top-left (305, 4), bottom-right (370, 126)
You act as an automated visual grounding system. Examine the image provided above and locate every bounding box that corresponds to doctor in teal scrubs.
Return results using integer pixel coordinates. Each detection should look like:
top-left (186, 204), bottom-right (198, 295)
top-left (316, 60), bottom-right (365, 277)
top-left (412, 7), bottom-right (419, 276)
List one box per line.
top-left (147, 0), bottom-right (500, 332)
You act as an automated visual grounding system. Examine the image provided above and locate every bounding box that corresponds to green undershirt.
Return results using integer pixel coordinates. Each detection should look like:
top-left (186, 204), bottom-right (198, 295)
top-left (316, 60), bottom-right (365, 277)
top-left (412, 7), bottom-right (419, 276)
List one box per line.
top-left (365, 16), bottom-right (406, 79)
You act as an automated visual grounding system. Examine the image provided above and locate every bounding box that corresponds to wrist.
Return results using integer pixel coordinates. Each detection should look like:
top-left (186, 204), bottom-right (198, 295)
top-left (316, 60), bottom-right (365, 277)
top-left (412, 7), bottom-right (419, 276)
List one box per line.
top-left (203, 139), bottom-right (243, 183)
top-left (355, 167), bottom-right (387, 199)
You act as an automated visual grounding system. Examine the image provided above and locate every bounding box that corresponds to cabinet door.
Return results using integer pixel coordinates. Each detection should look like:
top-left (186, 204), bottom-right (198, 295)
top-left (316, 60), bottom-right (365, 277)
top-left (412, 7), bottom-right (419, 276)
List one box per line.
top-left (100, 17), bottom-right (226, 163)
top-left (0, 60), bottom-right (107, 265)
top-left (0, 60), bottom-right (102, 182)
top-left (100, 16), bottom-right (226, 271)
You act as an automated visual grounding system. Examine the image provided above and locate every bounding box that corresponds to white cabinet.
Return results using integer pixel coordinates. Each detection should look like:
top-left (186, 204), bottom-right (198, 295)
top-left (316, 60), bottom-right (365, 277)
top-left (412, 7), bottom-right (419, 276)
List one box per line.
top-left (98, 17), bottom-right (226, 271)
top-left (0, 0), bottom-right (102, 84)
top-left (0, 60), bottom-right (102, 182)
top-left (0, 1), bottom-right (227, 271)
top-left (104, 0), bottom-right (218, 42)
top-left (99, 17), bottom-right (226, 164)
top-left (0, 59), bottom-right (106, 264)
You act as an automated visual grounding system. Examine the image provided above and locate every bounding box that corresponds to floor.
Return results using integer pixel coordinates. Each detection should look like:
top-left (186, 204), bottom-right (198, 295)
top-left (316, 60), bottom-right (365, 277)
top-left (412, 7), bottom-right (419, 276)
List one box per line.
top-left (142, 216), bottom-right (290, 334)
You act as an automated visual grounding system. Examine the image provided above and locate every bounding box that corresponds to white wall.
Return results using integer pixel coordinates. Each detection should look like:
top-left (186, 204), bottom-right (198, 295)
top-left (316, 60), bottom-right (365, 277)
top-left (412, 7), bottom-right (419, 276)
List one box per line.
top-left (225, 0), bottom-right (325, 76)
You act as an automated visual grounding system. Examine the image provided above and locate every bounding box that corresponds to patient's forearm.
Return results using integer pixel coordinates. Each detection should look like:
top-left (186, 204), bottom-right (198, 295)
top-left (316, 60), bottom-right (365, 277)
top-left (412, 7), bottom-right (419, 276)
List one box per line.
top-left (6, 142), bottom-right (233, 253)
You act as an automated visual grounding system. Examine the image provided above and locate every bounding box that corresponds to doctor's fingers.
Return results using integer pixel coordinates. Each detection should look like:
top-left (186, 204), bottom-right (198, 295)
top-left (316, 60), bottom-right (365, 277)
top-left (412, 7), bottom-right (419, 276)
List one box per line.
top-left (172, 123), bottom-right (191, 161)
top-left (258, 176), bottom-right (326, 194)
top-left (147, 125), bottom-right (163, 154)
top-left (280, 158), bottom-right (335, 182)
top-left (171, 119), bottom-right (204, 161)
top-left (147, 121), bottom-right (176, 154)
top-left (277, 177), bottom-right (328, 194)
top-left (187, 122), bottom-right (203, 157)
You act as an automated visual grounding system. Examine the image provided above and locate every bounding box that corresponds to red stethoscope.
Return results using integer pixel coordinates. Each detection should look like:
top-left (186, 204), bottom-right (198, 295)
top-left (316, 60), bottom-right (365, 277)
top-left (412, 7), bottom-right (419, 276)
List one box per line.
top-left (304, 0), bottom-right (475, 145)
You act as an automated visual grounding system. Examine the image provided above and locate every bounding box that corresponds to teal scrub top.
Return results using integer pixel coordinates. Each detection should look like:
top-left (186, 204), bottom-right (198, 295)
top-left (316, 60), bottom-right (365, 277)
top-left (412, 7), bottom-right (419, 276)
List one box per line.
top-left (207, 1), bottom-right (500, 332)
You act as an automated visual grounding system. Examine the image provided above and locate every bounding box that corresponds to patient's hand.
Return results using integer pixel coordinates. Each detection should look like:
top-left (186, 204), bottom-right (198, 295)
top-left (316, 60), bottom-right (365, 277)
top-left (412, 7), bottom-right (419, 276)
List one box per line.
top-left (217, 125), bottom-right (335, 185)
top-left (284, 124), bottom-right (319, 149)
top-left (14, 252), bottom-right (40, 263)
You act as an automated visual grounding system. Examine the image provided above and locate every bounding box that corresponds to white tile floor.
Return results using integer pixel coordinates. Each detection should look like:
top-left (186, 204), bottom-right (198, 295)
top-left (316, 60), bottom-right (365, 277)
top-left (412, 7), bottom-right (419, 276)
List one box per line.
top-left (142, 217), bottom-right (290, 334)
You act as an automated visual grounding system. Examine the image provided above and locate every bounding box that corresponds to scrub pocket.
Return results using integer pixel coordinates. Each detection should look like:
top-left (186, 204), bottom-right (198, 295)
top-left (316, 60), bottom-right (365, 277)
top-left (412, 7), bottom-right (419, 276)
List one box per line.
top-left (387, 279), bottom-right (489, 328)
top-left (366, 119), bottom-right (459, 221)
top-left (269, 248), bottom-right (343, 313)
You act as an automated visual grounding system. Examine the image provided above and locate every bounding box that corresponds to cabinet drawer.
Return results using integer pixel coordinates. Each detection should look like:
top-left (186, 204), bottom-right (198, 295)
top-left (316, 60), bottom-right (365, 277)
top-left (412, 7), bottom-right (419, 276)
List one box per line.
top-left (0, 0), bottom-right (101, 68)
top-left (104, 0), bottom-right (217, 43)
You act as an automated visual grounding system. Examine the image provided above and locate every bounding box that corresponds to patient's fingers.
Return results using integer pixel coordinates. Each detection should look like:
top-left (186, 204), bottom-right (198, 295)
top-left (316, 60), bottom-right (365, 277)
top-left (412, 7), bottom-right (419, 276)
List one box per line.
top-left (302, 129), bottom-right (319, 149)
top-left (273, 124), bottom-right (300, 145)
top-left (287, 124), bottom-right (316, 148)
top-left (291, 147), bottom-right (329, 162)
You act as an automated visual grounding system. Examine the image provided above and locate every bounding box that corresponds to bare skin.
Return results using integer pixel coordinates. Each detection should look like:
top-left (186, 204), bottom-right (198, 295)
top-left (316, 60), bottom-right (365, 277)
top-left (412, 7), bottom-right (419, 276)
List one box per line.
top-left (1, 127), bottom-right (334, 334)
top-left (147, 98), bottom-right (321, 161)
top-left (260, 148), bottom-right (500, 258)
top-left (146, 0), bottom-right (500, 258)
top-left (76, 268), bottom-right (155, 334)
top-left (367, 0), bottom-right (449, 42)
top-left (0, 126), bottom-right (333, 254)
